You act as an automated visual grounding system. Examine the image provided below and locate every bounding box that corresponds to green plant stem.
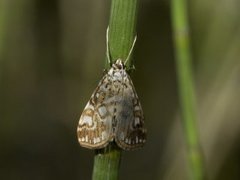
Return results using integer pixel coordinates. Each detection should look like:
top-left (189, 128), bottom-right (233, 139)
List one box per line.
top-left (107, 0), bottom-right (138, 69)
top-left (92, 0), bottom-right (138, 180)
top-left (92, 144), bottom-right (121, 180)
top-left (171, 0), bottom-right (205, 179)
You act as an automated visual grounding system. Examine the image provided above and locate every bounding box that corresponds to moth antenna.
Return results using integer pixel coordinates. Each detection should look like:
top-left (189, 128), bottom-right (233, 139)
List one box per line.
top-left (106, 26), bottom-right (112, 65)
top-left (125, 35), bottom-right (137, 65)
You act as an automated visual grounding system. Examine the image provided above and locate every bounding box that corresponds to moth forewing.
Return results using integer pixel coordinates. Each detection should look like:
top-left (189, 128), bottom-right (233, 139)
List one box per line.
top-left (77, 74), bottom-right (114, 149)
top-left (114, 74), bottom-right (147, 150)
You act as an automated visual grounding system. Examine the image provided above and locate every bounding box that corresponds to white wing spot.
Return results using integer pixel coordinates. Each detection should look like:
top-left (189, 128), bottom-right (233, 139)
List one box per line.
top-left (136, 136), bottom-right (138, 143)
top-left (102, 131), bottom-right (108, 140)
top-left (87, 104), bottom-right (94, 110)
top-left (114, 71), bottom-right (121, 78)
top-left (134, 106), bottom-right (140, 110)
top-left (134, 117), bottom-right (140, 126)
top-left (82, 115), bottom-right (93, 126)
top-left (96, 137), bottom-right (100, 143)
top-left (98, 106), bottom-right (107, 117)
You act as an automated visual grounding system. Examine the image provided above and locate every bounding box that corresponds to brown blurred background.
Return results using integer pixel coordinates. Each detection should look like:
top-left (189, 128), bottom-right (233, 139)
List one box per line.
top-left (1, 0), bottom-right (240, 179)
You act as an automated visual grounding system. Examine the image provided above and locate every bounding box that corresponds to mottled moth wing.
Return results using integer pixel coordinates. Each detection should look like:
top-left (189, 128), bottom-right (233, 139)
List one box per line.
top-left (77, 74), bottom-right (114, 149)
top-left (115, 74), bottom-right (147, 150)
top-left (77, 59), bottom-right (147, 150)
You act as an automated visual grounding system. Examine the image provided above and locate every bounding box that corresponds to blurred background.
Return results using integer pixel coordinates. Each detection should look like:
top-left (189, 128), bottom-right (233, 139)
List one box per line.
top-left (1, 0), bottom-right (240, 179)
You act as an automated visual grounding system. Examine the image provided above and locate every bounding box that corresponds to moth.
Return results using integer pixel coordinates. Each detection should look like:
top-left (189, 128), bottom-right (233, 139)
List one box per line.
top-left (77, 28), bottom-right (146, 150)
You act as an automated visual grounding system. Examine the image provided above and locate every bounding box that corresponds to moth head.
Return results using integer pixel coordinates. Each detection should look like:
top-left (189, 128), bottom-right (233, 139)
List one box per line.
top-left (112, 59), bottom-right (125, 70)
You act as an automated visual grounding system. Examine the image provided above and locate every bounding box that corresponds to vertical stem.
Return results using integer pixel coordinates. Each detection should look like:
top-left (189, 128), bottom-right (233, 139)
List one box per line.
top-left (92, 0), bottom-right (138, 180)
top-left (171, 0), bottom-right (205, 179)
top-left (107, 0), bottom-right (138, 69)
top-left (92, 144), bottom-right (121, 180)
